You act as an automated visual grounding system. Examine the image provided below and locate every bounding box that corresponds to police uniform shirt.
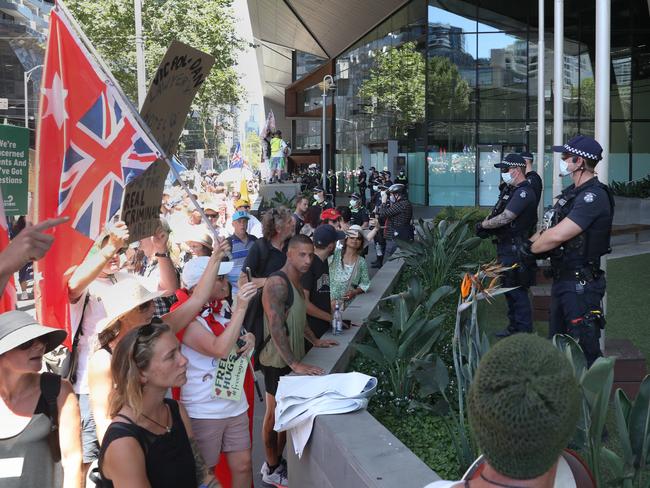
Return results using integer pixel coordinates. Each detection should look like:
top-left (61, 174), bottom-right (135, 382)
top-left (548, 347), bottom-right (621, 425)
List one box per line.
top-left (563, 180), bottom-right (612, 233)
top-left (504, 181), bottom-right (537, 221)
top-left (350, 207), bottom-right (369, 226)
top-left (358, 170), bottom-right (367, 186)
top-left (526, 171), bottom-right (543, 205)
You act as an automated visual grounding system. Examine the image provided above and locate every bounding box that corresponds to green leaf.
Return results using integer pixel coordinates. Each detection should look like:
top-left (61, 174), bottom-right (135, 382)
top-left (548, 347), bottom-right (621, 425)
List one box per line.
top-left (628, 375), bottom-right (650, 466)
top-left (368, 327), bottom-right (398, 364)
top-left (582, 357), bottom-right (615, 448)
top-left (600, 447), bottom-right (625, 481)
top-left (425, 285), bottom-right (454, 309)
top-left (352, 343), bottom-right (387, 367)
top-left (613, 388), bottom-right (634, 463)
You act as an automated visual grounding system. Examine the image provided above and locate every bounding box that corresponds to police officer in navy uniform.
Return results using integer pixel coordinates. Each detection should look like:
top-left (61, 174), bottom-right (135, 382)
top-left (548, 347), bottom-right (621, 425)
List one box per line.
top-left (357, 166), bottom-right (367, 206)
top-left (476, 154), bottom-right (538, 337)
top-left (522, 136), bottom-right (613, 366)
top-left (520, 151), bottom-right (543, 207)
top-left (368, 167), bottom-right (378, 205)
top-left (312, 186), bottom-right (333, 210)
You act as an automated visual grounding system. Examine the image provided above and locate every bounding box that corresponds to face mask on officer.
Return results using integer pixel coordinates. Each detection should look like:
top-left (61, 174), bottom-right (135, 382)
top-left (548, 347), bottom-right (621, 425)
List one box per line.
top-left (559, 155), bottom-right (582, 177)
top-left (389, 194), bottom-right (397, 203)
top-left (350, 198), bottom-right (359, 208)
top-left (501, 170), bottom-right (514, 185)
top-left (314, 192), bottom-right (323, 202)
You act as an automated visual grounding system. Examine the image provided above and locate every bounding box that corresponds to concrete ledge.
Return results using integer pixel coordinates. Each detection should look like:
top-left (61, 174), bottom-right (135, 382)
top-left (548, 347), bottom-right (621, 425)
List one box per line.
top-left (342, 257), bottom-right (405, 326)
top-left (286, 256), bottom-right (440, 487)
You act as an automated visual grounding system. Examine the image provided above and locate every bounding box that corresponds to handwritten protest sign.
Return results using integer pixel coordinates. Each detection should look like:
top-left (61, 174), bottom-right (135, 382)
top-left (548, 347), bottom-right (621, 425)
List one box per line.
top-left (0, 125), bottom-right (29, 215)
top-left (120, 41), bottom-right (215, 242)
top-left (213, 349), bottom-right (249, 402)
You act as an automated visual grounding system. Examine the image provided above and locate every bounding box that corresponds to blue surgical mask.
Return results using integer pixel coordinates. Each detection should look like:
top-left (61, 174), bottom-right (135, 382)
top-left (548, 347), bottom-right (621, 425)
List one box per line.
top-left (389, 195), bottom-right (396, 203)
top-left (501, 172), bottom-right (514, 185)
top-left (559, 159), bottom-right (571, 177)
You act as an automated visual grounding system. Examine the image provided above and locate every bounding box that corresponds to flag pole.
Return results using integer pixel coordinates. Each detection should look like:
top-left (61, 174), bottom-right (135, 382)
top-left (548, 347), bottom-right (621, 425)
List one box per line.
top-left (55, 1), bottom-right (224, 242)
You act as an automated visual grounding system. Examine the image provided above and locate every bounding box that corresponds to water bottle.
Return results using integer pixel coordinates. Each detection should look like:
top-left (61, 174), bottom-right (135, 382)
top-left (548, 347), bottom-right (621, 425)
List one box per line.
top-left (332, 301), bottom-right (343, 336)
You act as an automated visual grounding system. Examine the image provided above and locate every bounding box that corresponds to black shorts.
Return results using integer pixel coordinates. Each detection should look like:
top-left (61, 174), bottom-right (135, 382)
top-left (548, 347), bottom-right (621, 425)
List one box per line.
top-left (261, 365), bottom-right (292, 396)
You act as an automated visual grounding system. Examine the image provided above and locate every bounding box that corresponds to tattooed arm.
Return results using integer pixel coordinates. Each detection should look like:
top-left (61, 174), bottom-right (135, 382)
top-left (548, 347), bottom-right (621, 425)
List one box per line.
top-left (178, 402), bottom-right (222, 488)
top-left (262, 276), bottom-right (295, 366)
top-left (304, 324), bottom-right (338, 348)
top-left (262, 276), bottom-right (325, 375)
top-left (481, 209), bottom-right (517, 229)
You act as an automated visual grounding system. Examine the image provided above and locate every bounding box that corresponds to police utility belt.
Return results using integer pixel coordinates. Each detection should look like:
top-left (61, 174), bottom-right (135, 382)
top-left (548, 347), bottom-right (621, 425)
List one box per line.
top-left (552, 264), bottom-right (603, 283)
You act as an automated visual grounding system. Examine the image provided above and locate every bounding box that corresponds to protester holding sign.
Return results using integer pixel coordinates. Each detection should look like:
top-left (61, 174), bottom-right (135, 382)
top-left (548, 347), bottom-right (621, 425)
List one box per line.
top-left (176, 257), bottom-right (256, 488)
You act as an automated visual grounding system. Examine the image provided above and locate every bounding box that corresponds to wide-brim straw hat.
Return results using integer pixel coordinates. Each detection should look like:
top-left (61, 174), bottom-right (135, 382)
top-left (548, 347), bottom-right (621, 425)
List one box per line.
top-left (96, 278), bottom-right (165, 332)
top-left (0, 311), bottom-right (67, 356)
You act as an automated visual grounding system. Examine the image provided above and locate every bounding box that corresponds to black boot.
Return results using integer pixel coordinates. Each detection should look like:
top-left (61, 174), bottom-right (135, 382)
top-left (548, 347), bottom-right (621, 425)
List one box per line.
top-left (371, 256), bottom-right (383, 268)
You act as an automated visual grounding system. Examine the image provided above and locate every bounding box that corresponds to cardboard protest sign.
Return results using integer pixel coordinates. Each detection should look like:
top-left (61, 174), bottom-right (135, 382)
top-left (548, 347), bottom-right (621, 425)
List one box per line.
top-left (213, 349), bottom-right (249, 402)
top-left (0, 125), bottom-right (29, 215)
top-left (120, 41), bottom-right (215, 242)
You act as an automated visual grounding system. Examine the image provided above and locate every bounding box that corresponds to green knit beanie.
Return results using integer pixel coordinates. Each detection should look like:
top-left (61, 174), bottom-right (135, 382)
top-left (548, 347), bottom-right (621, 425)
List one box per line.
top-left (468, 334), bottom-right (580, 480)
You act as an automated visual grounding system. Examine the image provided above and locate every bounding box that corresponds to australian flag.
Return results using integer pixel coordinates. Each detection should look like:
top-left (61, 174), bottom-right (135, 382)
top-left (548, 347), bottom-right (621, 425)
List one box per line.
top-left (35, 7), bottom-right (159, 341)
top-left (229, 142), bottom-right (244, 169)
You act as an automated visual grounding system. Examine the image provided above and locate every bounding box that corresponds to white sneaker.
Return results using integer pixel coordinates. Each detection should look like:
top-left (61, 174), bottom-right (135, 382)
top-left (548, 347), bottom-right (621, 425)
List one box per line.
top-left (261, 462), bottom-right (289, 488)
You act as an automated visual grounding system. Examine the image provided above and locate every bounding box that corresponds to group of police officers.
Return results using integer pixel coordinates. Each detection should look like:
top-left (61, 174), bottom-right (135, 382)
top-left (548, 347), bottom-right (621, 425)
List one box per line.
top-left (477, 135), bottom-right (613, 366)
top-left (297, 134), bottom-right (613, 365)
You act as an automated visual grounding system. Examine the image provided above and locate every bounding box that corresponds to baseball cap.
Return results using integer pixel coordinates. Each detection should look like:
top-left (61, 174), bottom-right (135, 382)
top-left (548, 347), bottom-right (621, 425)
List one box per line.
top-left (313, 224), bottom-right (345, 247)
top-left (234, 198), bottom-right (251, 208)
top-left (552, 135), bottom-right (603, 161)
top-left (232, 211), bottom-right (250, 221)
top-left (520, 151), bottom-right (534, 160)
top-left (320, 208), bottom-right (342, 221)
top-left (494, 153), bottom-right (526, 169)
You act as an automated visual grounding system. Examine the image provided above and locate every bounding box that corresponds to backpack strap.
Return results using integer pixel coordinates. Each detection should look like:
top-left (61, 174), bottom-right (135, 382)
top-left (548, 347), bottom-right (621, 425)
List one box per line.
top-left (40, 372), bottom-right (62, 462)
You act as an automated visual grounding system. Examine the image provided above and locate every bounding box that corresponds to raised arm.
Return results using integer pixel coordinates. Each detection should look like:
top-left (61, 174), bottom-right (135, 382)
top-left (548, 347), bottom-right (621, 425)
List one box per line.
top-left (67, 221), bottom-right (129, 302)
top-left (150, 226), bottom-right (178, 295)
top-left (162, 238), bottom-right (230, 334)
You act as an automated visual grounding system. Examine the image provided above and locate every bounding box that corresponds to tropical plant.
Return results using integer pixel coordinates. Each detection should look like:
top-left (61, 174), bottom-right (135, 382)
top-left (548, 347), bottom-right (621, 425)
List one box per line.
top-left (602, 376), bottom-right (650, 487)
top-left (411, 262), bottom-right (516, 474)
top-left (353, 278), bottom-right (453, 398)
top-left (263, 191), bottom-right (296, 210)
top-left (552, 335), bottom-right (615, 487)
top-left (611, 176), bottom-right (650, 199)
top-left (392, 216), bottom-right (481, 293)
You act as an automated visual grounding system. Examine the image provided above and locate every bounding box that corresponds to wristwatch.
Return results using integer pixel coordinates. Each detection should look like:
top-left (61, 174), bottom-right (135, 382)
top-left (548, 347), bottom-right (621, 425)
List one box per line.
top-left (154, 252), bottom-right (170, 258)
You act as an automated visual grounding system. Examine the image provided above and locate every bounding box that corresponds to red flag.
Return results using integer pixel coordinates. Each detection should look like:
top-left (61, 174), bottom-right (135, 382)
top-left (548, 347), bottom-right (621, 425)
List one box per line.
top-left (34, 8), bottom-right (159, 343)
top-left (0, 189), bottom-right (17, 313)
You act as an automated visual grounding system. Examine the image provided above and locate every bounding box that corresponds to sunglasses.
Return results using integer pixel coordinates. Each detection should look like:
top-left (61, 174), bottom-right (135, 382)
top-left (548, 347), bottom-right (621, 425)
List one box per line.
top-left (18, 336), bottom-right (45, 350)
top-left (347, 235), bottom-right (363, 241)
top-left (205, 213), bottom-right (219, 219)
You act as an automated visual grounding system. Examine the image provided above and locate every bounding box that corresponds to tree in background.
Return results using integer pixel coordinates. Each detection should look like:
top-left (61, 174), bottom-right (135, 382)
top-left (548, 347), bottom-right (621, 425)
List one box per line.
top-left (357, 41), bottom-right (425, 139)
top-left (66, 0), bottom-right (245, 157)
top-left (427, 56), bottom-right (471, 120)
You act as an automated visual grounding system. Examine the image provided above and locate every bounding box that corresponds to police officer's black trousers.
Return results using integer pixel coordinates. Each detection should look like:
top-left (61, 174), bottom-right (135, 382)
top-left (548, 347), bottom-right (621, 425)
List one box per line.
top-left (499, 254), bottom-right (533, 333)
top-left (550, 273), bottom-right (605, 367)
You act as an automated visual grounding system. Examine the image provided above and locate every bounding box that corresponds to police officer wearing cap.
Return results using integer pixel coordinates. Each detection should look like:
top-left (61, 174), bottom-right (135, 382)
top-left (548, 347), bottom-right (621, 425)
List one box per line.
top-left (327, 169), bottom-right (337, 206)
top-left (521, 151), bottom-right (543, 207)
top-left (312, 186), bottom-right (333, 210)
top-left (377, 183), bottom-right (413, 259)
top-left (349, 192), bottom-right (370, 227)
top-left (395, 168), bottom-right (408, 198)
top-left (476, 153), bottom-right (538, 337)
top-left (522, 135), bottom-right (614, 366)
top-left (357, 166), bottom-right (368, 206)
top-left (368, 167), bottom-right (378, 205)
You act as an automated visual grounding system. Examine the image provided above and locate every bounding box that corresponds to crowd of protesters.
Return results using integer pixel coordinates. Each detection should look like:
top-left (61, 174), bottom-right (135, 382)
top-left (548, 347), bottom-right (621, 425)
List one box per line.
top-left (0, 164), bottom-right (421, 488)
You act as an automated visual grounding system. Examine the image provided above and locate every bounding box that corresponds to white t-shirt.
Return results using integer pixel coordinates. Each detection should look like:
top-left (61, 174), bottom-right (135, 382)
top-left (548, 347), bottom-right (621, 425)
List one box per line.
top-left (180, 315), bottom-right (248, 419)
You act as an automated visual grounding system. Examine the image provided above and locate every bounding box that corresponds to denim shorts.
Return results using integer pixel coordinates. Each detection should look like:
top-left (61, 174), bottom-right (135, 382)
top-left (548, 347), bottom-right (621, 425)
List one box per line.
top-left (77, 393), bottom-right (100, 463)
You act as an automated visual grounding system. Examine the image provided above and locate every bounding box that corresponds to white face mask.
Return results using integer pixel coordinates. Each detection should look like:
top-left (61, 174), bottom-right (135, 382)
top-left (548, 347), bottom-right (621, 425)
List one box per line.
top-left (501, 172), bottom-right (514, 185)
top-left (350, 199), bottom-right (359, 208)
top-left (389, 195), bottom-right (396, 203)
top-left (559, 159), bottom-right (573, 177)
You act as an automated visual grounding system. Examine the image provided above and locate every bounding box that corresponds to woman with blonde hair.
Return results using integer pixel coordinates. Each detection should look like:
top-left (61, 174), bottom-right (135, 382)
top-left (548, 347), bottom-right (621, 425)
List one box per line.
top-left (98, 321), bottom-right (220, 487)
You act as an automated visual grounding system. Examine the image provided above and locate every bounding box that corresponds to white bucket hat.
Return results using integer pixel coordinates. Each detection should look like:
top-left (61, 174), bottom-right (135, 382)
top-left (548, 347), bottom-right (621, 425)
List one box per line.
top-left (345, 224), bottom-right (369, 246)
top-left (96, 278), bottom-right (165, 332)
top-left (182, 256), bottom-right (234, 289)
top-left (0, 311), bottom-right (67, 355)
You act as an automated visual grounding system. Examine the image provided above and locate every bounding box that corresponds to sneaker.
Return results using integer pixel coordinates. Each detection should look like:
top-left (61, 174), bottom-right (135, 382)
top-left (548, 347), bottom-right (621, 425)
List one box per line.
top-left (261, 463), bottom-right (289, 488)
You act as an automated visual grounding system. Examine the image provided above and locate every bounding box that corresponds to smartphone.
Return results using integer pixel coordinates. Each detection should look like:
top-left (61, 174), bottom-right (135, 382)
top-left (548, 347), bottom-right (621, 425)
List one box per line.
top-left (245, 267), bottom-right (252, 283)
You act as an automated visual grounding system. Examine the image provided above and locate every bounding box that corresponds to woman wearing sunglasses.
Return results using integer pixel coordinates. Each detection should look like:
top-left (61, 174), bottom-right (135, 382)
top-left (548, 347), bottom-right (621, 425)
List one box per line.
top-left (0, 311), bottom-right (83, 488)
top-left (98, 321), bottom-right (220, 488)
top-left (328, 225), bottom-right (371, 306)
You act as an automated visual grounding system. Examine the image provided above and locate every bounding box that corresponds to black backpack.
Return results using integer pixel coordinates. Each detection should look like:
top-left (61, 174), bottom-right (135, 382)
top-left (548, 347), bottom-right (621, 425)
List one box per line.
top-left (243, 270), bottom-right (294, 370)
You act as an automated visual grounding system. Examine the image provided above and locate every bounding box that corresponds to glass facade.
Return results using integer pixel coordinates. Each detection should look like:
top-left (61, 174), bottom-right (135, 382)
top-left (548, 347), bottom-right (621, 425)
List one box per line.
top-left (332, 0), bottom-right (650, 207)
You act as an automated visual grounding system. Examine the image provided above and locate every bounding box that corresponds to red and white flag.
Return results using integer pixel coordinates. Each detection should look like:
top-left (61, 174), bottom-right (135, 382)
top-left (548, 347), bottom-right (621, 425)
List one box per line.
top-left (0, 189), bottom-right (17, 313)
top-left (34, 7), bottom-right (159, 342)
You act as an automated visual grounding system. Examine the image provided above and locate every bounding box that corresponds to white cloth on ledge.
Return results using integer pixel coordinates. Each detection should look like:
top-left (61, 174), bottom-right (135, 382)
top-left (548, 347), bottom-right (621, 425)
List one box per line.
top-left (273, 372), bottom-right (377, 457)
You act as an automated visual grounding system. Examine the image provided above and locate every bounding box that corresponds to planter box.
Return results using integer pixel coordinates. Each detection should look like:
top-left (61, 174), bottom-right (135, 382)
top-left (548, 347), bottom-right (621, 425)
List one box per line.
top-left (613, 196), bottom-right (650, 226)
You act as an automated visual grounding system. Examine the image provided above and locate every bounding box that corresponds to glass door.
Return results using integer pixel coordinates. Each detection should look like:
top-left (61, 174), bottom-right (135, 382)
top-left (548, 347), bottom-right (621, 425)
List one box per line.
top-left (478, 144), bottom-right (503, 206)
